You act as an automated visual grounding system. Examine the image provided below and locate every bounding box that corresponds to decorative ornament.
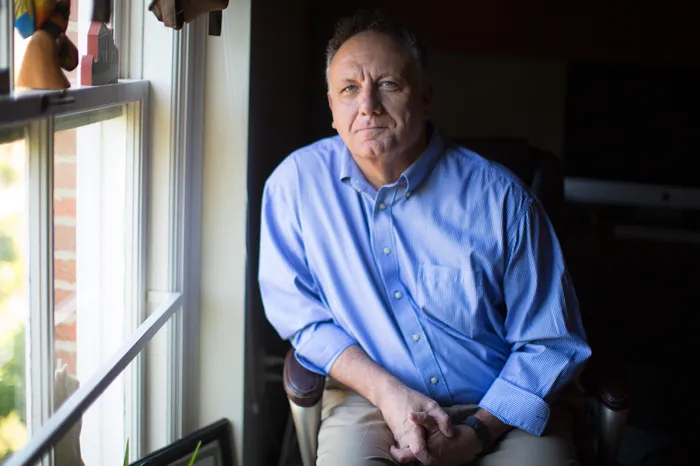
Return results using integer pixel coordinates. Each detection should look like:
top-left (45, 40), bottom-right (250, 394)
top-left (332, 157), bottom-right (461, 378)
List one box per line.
top-left (80, 22), bottom-right (119, 86)
top-left (14, 0), bottom-right (79, 90)
top-left (148, 0), bottom-right (229, 35)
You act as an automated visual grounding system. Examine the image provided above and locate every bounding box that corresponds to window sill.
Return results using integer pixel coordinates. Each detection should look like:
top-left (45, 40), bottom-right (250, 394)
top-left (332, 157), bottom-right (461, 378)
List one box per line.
top-left (0, 80), bottom-right (149, 127)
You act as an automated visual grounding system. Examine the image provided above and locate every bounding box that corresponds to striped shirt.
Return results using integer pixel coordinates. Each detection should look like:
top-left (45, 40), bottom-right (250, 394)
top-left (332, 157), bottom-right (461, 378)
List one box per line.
top-left (258, 126), bottom-right (591, 435)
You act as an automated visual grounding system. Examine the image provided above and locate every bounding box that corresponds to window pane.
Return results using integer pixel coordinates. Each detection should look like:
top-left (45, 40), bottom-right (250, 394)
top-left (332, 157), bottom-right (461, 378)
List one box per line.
top-left (0, 129), bottom-right (28, 462)
top-left (52, 103), bottom-right (141, 462)
top-left (53, 103), bottom-right (132, 379)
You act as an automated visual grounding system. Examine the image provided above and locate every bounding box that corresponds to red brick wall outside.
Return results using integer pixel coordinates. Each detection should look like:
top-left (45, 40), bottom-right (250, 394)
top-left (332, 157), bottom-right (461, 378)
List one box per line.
top-left (54, 127), bottom-right (77, 377)
top-left (53, 0), bottom-right (81, 377)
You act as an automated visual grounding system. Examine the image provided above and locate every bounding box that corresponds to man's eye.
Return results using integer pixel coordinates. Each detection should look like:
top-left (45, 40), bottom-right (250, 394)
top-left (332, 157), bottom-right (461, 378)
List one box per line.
top-left (342, 85), bottom-right (358, 93)
top-left (381, 81), bottom-right (398, 88)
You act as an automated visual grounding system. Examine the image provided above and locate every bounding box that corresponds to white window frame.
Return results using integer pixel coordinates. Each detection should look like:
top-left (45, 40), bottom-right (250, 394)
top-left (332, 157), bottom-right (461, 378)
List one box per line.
top-left (0, 0), bottom-right (209, 462)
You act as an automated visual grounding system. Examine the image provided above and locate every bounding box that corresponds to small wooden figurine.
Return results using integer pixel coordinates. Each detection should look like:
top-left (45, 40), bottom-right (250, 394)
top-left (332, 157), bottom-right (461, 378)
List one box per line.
top-left (80, 22), bottom-right (119, 86)
top-left (14, 0), bottom-right (79, 90)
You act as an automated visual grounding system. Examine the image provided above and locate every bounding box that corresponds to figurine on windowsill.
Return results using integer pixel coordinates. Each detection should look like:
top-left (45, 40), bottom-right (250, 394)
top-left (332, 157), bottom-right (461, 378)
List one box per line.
top-left (80, 22), bottom-right (119, 86)
top-left (14, 0), bottom-right (79, 90)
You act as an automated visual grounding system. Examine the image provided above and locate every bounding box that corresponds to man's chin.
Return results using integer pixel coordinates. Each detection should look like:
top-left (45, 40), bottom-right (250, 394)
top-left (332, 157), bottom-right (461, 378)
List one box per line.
top-left (354, 140), bottom-right (392, 159)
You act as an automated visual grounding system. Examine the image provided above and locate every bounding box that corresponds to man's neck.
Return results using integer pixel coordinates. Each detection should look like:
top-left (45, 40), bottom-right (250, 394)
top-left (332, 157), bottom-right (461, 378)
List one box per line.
top-left (355, 131), bottom-right (428, 190)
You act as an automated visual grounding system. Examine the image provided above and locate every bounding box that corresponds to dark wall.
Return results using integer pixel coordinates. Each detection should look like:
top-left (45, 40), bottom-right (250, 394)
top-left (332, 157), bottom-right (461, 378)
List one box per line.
top-left (361, 0), bottom-right (699, 66)
top-left (244, 1), bottom-right (314, 465)
top-left (305, 0), bottom-right (700, 151)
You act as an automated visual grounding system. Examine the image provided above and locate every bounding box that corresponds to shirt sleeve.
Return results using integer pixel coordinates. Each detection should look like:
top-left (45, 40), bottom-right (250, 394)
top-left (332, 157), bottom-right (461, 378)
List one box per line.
top-left (478, 199), bottom-right (592, 436)
top-left (258, 161), bottom-right (357, 375)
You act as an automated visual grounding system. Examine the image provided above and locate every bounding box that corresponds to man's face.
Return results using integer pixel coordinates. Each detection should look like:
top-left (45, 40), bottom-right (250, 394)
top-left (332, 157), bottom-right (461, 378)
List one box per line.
top-left (327, 31), bottom-right (430, 162)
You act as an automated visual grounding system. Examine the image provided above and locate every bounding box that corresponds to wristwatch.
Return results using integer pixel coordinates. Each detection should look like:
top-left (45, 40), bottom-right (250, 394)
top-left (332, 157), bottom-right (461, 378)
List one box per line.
top-left (463, 415), bottom-right (494, 454)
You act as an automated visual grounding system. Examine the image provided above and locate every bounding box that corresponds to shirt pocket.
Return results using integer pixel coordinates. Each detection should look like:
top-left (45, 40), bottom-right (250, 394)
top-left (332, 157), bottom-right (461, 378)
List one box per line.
top-left (415, 264), bottom-right (484, 339)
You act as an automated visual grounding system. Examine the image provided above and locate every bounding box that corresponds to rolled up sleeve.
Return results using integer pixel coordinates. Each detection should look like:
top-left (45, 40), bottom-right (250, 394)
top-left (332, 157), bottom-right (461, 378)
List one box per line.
top-left (258, 160), bottom-right (356, 375)
top-left (479, 199), bottom-right (591, 436)
top-left (293, 321), bottom-right (357, 374)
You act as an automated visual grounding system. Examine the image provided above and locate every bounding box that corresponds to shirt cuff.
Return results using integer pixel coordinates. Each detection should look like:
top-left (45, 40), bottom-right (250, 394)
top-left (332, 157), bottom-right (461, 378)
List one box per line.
top-left (294, 322), bottom-right (357, 376)
top-left (478, 377), bottom-right (550, 436)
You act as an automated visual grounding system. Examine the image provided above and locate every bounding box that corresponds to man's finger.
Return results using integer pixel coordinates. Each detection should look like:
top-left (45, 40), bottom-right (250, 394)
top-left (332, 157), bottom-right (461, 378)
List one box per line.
top-left (409, 442), bottom-right (434, 465)
top-left (429, 408), bottom-right (453, 438)
top-left (389, 445), bottom-right (415, 464)
top-left (408, 427), bottom-right (434, 465)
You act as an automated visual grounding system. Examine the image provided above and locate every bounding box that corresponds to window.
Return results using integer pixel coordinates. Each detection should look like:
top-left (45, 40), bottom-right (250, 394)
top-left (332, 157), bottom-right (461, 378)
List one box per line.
top-left (0, 129), bottom-right (28, 462)
top-left (54, 105), bottom-right (137, 379)
top-left (0, 85), bottom-right (151, 466)
top-left (0, 1), bottom-right (205, 464)
top-left (53, 104), bottom-right (141, 462)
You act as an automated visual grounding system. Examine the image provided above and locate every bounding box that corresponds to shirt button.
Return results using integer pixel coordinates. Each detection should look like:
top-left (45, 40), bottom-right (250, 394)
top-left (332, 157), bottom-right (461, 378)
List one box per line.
top-left (430, 377), bottom-right (439, 385)
top-left (412, 334), bottom-right (420, 341)
top-left (405, 191), bottom-right (412, 199)
top-left (394, 291), bottom-right (402, 300)
top-left (383, 247), bottom-right (391, 255)
top-left (379, 202), bottom-right (387, 210)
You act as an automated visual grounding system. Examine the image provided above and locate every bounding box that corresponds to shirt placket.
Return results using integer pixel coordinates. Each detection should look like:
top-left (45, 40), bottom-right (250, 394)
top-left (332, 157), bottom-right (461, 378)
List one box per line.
top-left (372, 187), bottom-right (452, 402)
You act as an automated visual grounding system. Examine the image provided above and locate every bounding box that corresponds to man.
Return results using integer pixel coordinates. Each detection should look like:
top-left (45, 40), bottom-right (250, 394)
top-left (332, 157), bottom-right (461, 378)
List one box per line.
top-left (259, 10), bottom-right (591, 466)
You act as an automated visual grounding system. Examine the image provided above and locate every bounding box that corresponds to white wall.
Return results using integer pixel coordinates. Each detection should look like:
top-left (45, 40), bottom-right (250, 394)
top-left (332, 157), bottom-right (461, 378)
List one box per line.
top-left (429, 53), bottom-right (568, 158)
top-left (198, 1), bottom-right (251, 464)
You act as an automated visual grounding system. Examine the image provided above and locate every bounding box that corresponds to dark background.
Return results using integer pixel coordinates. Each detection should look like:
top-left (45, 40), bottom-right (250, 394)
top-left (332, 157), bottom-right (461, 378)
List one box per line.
top-left (243, 1), bottom-right (700, 465)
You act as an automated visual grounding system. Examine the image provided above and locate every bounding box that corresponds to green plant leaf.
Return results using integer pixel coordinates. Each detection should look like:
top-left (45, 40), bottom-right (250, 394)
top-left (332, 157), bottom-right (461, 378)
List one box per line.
top-left (123, 438), bottom-right (130, 466)
top-left (187, 440), bottom-right (202, 466)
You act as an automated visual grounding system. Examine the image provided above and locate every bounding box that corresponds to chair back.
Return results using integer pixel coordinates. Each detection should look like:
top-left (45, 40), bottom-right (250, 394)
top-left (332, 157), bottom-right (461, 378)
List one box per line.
top-left (453, 137), bottom-right (565, 230)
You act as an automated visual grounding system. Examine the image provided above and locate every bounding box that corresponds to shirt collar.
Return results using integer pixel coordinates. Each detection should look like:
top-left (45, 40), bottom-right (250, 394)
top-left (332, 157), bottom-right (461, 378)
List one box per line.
top-left (338, 123), bottom-right (445, 194)
top-left (401, 124), bottom-right (444, 193)
top-left (339, 143), bottom-right (366, 183)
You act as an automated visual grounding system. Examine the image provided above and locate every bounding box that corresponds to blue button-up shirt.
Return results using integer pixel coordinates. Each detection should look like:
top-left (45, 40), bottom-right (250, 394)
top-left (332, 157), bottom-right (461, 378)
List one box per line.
top-left (258, 127), bottom-right (591, 436)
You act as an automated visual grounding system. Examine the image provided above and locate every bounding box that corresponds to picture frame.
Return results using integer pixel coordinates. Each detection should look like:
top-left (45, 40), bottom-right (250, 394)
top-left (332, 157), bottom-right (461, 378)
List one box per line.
top-left (130, 418), bottom-right (235, 466)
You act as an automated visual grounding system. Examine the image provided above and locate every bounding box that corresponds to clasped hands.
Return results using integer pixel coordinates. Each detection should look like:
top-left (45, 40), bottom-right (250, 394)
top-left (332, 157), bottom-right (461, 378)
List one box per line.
top-left (378, 383), bottom-right (482, 466)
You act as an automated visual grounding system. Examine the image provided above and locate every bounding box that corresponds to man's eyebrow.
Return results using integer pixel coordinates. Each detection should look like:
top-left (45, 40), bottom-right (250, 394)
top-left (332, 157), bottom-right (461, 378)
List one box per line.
top-left (337, 72), bottom-right (402, 82)
top-left (336, 74), bottom-right (361, 82)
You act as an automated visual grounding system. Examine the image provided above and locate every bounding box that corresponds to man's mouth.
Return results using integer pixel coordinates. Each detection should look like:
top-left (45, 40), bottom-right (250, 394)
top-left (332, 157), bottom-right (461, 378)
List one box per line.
top-left (357, 127), bottom-right (387, 132)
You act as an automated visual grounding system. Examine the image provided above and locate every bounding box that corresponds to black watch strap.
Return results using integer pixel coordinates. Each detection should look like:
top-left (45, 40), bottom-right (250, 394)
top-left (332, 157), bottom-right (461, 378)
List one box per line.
top-left (463, 415), bottom-right (494, 453)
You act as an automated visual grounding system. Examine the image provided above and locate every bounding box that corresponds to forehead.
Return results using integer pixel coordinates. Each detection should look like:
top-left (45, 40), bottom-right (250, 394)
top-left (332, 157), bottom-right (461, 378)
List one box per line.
top-left (329, 30), bottom-right (415, 79)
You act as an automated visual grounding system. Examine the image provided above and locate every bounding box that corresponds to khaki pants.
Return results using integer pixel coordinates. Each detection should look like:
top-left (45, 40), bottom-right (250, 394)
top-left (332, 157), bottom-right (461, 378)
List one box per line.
top-left (317, 381), bottom-right (585, 466)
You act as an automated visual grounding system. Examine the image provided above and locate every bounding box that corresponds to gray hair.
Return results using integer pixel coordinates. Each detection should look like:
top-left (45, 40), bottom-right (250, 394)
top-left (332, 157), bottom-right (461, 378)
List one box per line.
top-left (325, 10), bottom-right (428, 87)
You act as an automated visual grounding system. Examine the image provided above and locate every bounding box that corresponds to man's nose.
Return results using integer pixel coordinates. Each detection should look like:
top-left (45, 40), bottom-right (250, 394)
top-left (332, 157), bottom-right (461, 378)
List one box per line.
top-left (358, 86), bottom-right (383, 115)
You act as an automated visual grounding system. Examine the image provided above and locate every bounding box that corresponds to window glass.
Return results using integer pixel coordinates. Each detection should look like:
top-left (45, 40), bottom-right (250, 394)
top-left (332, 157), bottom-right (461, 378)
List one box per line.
top-left (0, 128), bottom-right (28, 462)
top-left (53, 104), bottom-right (131, 377)
top-left (52, 342), bottom-right (141, 466)
top-left (52, 103), bottom-right (141, 463)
